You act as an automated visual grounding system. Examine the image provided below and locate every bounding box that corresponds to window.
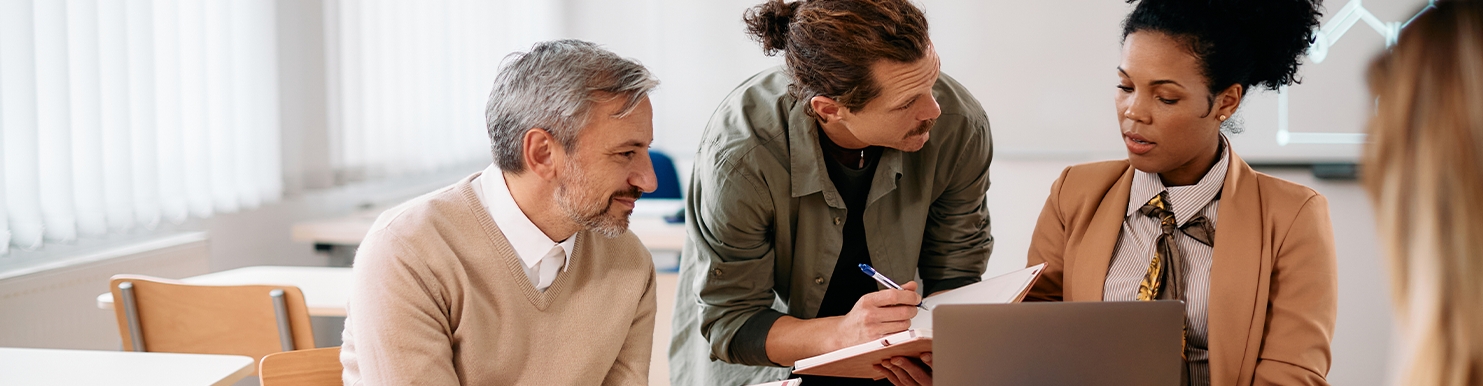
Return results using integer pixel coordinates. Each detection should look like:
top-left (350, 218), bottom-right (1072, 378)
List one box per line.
top-left (0, 0), bottom-right (280, 254)
top-left (1, 0), bottom-right (572, 255)
top-left (323, 0), bottom-right (563, 183)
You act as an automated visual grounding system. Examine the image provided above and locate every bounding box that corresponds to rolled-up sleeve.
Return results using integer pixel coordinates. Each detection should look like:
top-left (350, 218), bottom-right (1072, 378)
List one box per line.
top-left (688, 157), bottom-right (783, 365)
top-left (918, 114), bottom-right (994, 295)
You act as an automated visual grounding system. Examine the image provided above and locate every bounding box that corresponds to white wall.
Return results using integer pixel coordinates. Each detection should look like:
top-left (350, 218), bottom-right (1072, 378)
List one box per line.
top-left (560, 0), bottom-right (1427, 164)
top-left (563, 0), bottom-right (783, 163)
top-left (0, 234), bottom-right (210, 351)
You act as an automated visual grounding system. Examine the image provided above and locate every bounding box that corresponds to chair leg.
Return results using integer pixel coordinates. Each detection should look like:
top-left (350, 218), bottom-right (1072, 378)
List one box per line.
top-left (119, 282), bottom-right (146, 352)
top-left (270, 289), bottom-right (295, 351)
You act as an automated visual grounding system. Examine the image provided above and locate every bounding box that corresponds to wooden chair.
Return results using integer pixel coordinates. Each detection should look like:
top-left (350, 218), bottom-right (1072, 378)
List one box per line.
top-left (260, 347), bottom-right (343, 386)
top-left (108, 274), bottom-right (315, 375)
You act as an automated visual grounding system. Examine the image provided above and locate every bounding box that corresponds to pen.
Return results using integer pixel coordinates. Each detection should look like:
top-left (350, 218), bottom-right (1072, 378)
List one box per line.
top-left (859, 264), bottom-right (927, 309)
top-left (858, 263), bottom-right (904, 290)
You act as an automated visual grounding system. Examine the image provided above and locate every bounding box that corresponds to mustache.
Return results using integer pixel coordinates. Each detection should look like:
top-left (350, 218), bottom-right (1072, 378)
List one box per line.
top-left (612, 186), bottom-right (643, 201)
top-left (907, 118), bottom-right (936, 137)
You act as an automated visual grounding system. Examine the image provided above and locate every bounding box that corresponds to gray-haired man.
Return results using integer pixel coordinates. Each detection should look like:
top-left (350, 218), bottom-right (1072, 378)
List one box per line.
top-left (340, 39), bottom-right (660, 385)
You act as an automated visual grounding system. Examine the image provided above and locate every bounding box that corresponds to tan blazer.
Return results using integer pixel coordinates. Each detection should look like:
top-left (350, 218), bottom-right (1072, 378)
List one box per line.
top-left (1025, 152), bottom-right (1337, 386)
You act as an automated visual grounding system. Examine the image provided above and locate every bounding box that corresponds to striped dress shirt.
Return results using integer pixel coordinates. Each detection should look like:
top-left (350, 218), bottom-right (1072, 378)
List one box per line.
top-left (1104, 141), bottom-right (1230, 386)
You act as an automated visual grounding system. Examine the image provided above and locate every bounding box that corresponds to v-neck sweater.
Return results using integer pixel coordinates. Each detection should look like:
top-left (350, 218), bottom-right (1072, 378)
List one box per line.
top-left (341, 172), bottom-right (657, 386)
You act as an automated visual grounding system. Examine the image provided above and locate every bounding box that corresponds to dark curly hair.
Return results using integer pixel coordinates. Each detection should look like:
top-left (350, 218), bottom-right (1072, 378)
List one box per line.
top-left (1123, 0), bottom-right (1322, 102)
top-left (743, 0), bottom-right (930, 119)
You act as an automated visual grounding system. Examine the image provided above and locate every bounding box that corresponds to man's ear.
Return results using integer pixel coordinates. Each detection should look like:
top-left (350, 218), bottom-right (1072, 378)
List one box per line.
top-left (521, 128), bottom-right (561, 180)
top-left (1214, 84), bottom-right (1243, 122)
top-left (810, 95), bottom-right (845, 123)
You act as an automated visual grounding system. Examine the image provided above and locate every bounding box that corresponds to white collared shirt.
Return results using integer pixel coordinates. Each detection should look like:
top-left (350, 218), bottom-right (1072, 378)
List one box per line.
top-left (1104, 137), bottom-right (1231, 386)
top-left (470, 164), bottom-right (576, 292)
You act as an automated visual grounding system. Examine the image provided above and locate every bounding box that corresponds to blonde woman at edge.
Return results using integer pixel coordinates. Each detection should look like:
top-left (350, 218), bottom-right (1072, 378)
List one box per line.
top-left (1363, 2), bottom-right (1483, 385)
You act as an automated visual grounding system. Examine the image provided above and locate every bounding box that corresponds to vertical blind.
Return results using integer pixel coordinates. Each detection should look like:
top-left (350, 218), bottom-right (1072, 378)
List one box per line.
top-left (0, 0), bottom-right (281, 255)
top-left (326, 0), bottom-right (562, 182)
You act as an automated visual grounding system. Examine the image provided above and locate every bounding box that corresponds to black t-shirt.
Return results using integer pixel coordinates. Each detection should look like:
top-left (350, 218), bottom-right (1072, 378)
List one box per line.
top-left (793, 132), bottom-right (892, 386)
top-left (814, 141), bottom-right (883, 319)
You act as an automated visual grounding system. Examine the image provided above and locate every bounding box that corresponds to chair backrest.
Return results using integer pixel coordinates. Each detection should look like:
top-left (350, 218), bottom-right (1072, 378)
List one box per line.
top-left (260, 347), bottom-right (343, 386)
top-left (646, 149), bottom-right (682, 199)
top-left (108, 274), bottom-right (316, 375)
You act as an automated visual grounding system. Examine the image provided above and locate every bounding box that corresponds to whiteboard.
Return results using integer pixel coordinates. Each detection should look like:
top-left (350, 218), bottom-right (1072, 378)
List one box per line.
top-left (924, 0), bottom-right (1434, 164)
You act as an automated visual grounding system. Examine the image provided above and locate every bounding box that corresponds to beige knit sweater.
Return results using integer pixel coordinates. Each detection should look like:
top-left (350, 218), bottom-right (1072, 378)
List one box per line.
top-left (340, 173), bottom-right (656, 385)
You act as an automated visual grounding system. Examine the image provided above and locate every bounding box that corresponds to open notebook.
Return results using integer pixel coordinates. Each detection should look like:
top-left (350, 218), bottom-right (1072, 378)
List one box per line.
top-left (789, 263), bottom-right (1047, 379)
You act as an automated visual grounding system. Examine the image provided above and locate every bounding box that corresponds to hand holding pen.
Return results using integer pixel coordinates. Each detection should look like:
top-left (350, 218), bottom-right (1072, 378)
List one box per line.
top-left (859, 264), bottom-right (927, 309)
top-left (856, 264), bottom-right (935, 384)
top-left (833, 269), bottom-right (924, 348)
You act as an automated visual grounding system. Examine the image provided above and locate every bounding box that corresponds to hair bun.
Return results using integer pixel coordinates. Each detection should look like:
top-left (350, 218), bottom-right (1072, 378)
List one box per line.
top-left (1228, 0), bottom-right (1322, 91)
top-left (1124, 0), bottom-right (1322, 93)
top-left (744, 0), bottom-right (801, 56)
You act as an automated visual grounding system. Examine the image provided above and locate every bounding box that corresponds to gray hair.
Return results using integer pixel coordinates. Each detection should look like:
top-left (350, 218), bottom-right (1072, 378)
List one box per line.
top-left (485, 39), bottom-right (659, 173)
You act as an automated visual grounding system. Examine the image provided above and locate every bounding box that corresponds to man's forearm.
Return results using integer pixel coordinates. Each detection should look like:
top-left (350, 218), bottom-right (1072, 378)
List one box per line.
top-left (759, 284), bottom-right (923, 366)
top-left (764, 315), bottom-right (845, 366)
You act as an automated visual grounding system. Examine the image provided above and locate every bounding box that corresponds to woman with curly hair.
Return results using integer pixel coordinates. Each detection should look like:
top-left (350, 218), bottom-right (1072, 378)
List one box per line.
top-left (1024, 0), bottom-right (1337, 385)
top-left (1363, 2), bottom-right (1483, 385)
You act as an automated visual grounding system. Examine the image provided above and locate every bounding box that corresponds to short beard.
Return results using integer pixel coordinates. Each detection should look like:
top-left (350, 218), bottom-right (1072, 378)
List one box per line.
top-left (554, 162), bottom-right (642, 238)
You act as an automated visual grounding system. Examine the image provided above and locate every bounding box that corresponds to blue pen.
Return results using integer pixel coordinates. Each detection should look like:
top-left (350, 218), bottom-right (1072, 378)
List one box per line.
top-left (858, 263), bottom-right (904, 290)
top-left (859, 264), bottom-right (927, 309)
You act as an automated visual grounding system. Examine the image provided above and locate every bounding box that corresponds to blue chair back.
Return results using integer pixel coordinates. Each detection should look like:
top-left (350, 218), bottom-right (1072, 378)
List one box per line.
top-left (646, 150), bottom-right (682, 199)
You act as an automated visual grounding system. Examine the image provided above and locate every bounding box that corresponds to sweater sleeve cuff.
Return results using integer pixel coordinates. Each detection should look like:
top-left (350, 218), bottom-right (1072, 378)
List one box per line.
top-left (728, 308), bottom-right (786, 366)
top-left (924, 276), bottom-right (981, 297)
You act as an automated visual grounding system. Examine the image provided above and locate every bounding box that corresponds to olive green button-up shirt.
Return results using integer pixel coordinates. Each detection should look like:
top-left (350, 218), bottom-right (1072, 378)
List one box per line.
top-left (669, 66), bottom-right (995, 385)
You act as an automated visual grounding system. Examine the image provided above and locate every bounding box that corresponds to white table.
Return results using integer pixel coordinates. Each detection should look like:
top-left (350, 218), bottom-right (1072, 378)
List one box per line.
top-left (291, 210), bottom-right (381, 246)
top-left (628, 216), bottom-right (687, 251)
top-left (291, 199), bottom-right (689, 253)
top-left (97, 266), bottom-right (354, 317)
top-left (0, 347), bottom-right (254, 386)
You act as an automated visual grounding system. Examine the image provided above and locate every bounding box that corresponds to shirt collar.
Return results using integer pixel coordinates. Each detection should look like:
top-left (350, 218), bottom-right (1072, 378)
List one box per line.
top-left (785, 94), bottom-right (906, 208)
top-left (472, 164), bottom-right (575, 271)
top-left (1126, 136), bottom-right (1231, 226)
top-left (786, 97), bottom-right (839, 205)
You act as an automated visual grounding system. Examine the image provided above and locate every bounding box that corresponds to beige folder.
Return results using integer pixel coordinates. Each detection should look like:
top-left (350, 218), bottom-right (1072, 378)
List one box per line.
top-left (791, 329), bottom-right (933, 379)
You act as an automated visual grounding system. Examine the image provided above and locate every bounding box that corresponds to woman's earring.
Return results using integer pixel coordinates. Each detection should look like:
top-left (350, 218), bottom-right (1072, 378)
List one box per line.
top-left (1218, 114), bottom-right (1228, 122)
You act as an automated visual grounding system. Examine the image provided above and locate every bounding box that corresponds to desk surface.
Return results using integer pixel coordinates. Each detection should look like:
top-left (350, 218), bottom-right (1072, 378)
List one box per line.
top-left (290, 210), bottom-right (381, 246)
top-left (97, 266), bottom-right (354, 317)
top-left (0, 347), bottom-right (254, 386)
top-left (291, 199), bottom-right (688, 251)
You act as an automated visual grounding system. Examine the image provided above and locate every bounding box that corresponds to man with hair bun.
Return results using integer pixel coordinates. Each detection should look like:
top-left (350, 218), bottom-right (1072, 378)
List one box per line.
top-left (669, 0), bottom-right (994, 385)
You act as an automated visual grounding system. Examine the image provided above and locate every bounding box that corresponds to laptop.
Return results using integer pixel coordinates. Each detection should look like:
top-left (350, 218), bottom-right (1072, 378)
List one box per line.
top-left (933, 300), bottom-right (1185, 386)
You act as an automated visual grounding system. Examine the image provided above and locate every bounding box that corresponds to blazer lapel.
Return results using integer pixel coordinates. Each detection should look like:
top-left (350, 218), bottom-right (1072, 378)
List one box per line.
top-left (1208, 152), bottom-right (1264, 386)
top-left (1068, 164), bottom-right (1136, 301)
